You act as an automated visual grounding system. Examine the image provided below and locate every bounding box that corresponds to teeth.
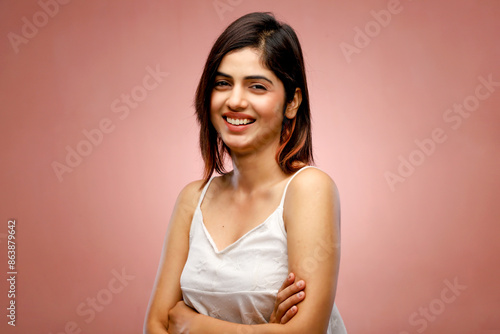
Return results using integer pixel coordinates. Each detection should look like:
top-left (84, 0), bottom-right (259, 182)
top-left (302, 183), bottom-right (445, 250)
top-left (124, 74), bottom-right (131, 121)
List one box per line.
top-left (226, 117), bottom-right (253, 125)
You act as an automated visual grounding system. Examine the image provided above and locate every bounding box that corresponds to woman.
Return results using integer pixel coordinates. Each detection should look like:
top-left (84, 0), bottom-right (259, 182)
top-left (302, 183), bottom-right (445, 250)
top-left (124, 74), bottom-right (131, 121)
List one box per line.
top-left (144, 12), bottom-right (347, 333)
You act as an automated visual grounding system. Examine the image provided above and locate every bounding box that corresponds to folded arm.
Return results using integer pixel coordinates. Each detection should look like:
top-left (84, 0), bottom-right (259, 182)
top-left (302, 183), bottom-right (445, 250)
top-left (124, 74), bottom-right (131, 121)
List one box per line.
top-left (144, 180), bottom-right (309, 334)
top-left (168, 168), bottom-right (341, 334)
top-left (144, 180), bottom-right (203, 334)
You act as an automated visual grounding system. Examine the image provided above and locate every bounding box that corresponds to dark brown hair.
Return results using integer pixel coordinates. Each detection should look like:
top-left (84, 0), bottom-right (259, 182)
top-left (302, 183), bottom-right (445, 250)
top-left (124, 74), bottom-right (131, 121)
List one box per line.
top-left (195, 12), bottom-right (313, 185)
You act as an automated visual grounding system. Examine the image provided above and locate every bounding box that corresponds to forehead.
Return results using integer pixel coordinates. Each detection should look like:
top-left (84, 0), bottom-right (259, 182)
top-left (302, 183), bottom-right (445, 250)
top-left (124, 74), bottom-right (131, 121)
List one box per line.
top-left (217, 47), bottom-right (276, 79)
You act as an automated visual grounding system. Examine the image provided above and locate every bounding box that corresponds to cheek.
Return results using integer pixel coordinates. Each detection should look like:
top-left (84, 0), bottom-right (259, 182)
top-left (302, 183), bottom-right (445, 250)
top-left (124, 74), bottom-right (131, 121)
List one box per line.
top-left (209, 110), bottom-right (220, 133)
top-left (210, 91), bottom-right (225, 109)
top-left (209, 93), bottom-right (222, 122)
top-left (254, 98), bottom-right (284, 122)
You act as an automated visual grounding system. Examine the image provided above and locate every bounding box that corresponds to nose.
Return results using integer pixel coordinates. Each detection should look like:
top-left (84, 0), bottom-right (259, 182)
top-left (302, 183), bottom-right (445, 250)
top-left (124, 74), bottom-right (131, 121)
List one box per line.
top-left (226, 85), bottom-right (248, 111)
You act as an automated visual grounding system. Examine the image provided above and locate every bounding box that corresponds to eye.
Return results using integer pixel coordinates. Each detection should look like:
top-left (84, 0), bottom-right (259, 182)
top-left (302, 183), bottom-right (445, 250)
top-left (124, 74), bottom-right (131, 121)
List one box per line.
top-left (214, 80), bottom-right (231, 88)
top-left (250, 84), bottom-right (267, 91)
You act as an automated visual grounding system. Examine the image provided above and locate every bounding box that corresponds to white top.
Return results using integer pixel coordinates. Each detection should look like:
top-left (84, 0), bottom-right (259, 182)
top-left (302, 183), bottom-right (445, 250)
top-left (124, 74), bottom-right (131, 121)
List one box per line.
top-left (180, 166), bottom-right (347, 333)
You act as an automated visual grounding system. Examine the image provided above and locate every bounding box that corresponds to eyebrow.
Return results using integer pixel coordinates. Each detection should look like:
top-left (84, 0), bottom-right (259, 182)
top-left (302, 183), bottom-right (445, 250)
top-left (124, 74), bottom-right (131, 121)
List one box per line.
top-left (215, 71), bottom-right (274, 85)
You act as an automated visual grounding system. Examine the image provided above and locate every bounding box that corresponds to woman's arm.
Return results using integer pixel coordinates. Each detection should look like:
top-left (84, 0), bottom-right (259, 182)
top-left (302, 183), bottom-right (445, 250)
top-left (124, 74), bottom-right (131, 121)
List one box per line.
top-left (169, 168), bottom-right (341, 334)
top-left (168, 272), bottom-right (307, 333)
top-left (145, 180), bottom-right (307, 333)
top-left (282, 167), bottom-right (341, 332)
top-left (144, 180), bottom-right (203, 334)
top-left (269, 272), bottom-right (306, 324)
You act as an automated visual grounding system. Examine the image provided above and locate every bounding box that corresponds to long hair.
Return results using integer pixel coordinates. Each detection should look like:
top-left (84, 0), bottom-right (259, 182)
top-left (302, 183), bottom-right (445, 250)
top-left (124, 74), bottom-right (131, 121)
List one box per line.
top-left (195, 12), bottom-right (313, 186)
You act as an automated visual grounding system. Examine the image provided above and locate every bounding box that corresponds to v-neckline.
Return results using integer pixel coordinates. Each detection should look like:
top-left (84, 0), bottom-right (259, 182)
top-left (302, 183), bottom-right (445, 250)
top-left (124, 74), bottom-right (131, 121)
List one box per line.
top-left (197, 205), bottom-right (281, 254)
top-left (195, 165), bottom-right (313, 254)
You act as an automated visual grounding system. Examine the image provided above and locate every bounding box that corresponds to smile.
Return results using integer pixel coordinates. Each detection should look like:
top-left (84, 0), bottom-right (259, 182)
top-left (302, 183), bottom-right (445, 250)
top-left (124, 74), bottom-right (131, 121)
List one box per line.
top-left (224, 117), bottom-right (255, 126)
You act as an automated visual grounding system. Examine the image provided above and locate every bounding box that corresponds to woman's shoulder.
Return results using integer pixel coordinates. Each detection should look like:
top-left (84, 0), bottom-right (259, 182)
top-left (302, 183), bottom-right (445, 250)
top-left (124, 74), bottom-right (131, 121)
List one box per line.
top-left (180, 178), bottom-right (207, 198)
top-left (292, 166), bottom-right (337, 190)
top-left (178, 173), bottom-right (230, 204)
top-left (285, 166), bottom-right (339, 207)
top-left (173, 179), bottom-right (206, 216)
top-left (283, 166), bottom-right (340, 229)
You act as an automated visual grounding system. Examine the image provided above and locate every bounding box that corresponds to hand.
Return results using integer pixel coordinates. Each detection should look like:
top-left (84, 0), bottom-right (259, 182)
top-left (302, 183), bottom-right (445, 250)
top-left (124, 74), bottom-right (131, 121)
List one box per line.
top-left (168, 301), bottom-right (198, 334)
top-left (269, 272), bottom-right (306, 324)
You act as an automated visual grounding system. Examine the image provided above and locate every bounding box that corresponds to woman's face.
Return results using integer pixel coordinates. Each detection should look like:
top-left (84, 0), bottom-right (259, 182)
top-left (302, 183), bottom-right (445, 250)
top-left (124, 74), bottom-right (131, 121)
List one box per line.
top-left (210, 47), bottom-right (287, 156)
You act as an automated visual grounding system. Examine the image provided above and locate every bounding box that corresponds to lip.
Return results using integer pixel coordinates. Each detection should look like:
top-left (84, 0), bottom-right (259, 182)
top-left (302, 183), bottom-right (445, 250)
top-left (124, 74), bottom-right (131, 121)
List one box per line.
top-left (221, 111), bottom-right (256, 133)
top-left (222, 111), bottom-right (255, 120)
top-left (223, 116), bottom-right (254, 132)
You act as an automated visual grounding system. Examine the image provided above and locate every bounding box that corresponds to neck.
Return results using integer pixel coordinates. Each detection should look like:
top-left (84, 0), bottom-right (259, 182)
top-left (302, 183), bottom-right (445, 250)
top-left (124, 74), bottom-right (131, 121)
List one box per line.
top-left (228, 142), bottom-right (285, 193)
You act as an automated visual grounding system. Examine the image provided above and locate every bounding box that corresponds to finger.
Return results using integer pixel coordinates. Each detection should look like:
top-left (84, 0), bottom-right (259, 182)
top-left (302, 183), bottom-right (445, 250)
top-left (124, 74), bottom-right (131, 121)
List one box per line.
top-left (280, 305), bottom-right (298, 324)
top-left (276, 288), bottom-right (305, 321)
top-left (275, 273), bottom-right (297, 306)
top-left (279, 289), bottom-right (305, 323)
top-left (278, 272), bottom-right (295, 293)
top-left (275, 279), bottom-right (305, 317)
top-left (277, 279), bottom-right (305, 303)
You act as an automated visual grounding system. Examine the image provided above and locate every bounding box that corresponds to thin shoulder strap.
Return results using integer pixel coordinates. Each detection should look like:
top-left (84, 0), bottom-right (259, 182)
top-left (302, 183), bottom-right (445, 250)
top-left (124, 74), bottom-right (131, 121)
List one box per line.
top-left (278, 166), bottom-right (318, 208)
top-left (196, 176), bottom-right (216, 208)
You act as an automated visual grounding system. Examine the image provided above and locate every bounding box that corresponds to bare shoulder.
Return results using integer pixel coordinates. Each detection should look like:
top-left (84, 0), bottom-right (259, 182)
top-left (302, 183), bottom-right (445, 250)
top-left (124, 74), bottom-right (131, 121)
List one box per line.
top-left (170, 179), bottom-right (205, 226)
top-left (177, 179), bottom-right (205, 205)
top-left (286, 167), bottom-right (339, 202)
top-left (283, 167), bottom-right (340, 228)
top-left (282, 167), bottom-right (341, 332)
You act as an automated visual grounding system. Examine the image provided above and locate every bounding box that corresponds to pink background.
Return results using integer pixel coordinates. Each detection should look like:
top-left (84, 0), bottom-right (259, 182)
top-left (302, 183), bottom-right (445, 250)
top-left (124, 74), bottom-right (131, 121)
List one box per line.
top-left (1, 0), bottom-right (499, 333)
